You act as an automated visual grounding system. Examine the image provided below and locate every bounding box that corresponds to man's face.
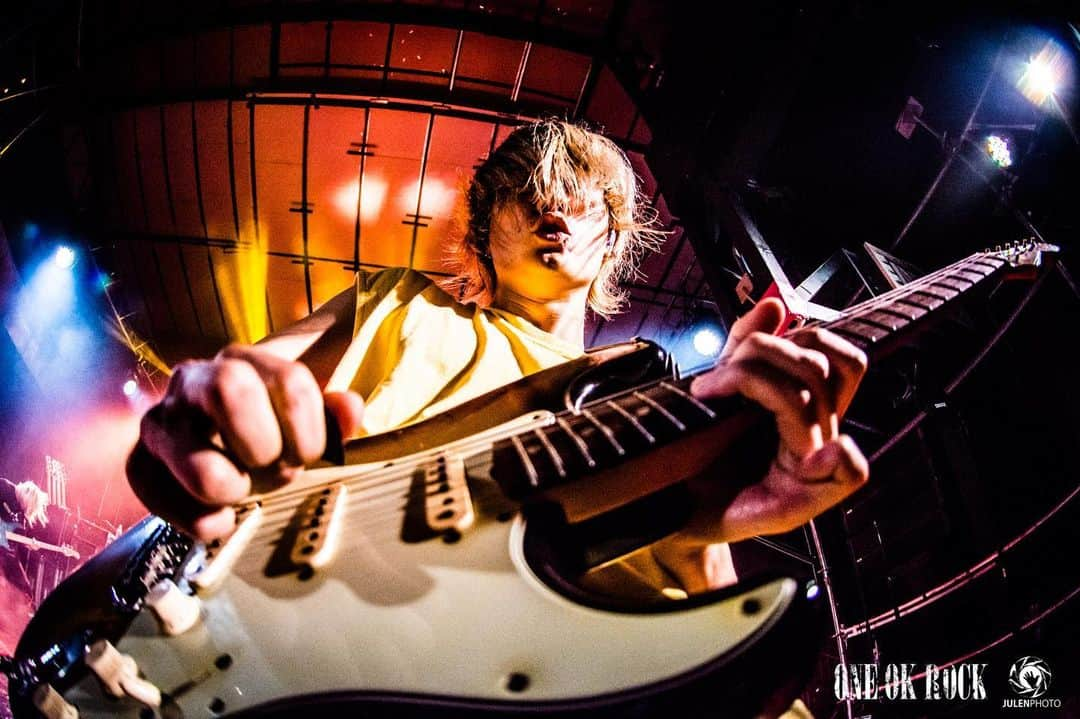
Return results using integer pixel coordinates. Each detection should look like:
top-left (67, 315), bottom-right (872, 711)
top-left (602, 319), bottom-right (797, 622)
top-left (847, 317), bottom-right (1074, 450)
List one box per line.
top-left (488, 185), bottom-right (611, 304)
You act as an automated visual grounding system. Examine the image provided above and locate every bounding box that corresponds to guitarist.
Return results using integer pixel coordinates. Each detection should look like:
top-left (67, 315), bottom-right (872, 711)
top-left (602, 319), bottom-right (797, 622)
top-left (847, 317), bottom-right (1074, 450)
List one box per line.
top-left (0, 477), bottom-right (50, 605)
top-left (127, 119), bottom-right (870, 598)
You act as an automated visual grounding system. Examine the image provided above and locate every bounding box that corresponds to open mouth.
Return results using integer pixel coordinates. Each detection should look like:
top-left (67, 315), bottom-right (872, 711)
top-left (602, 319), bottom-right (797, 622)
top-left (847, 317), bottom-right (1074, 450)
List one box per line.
top-left (535, 237), bottom-right (572, 260)
top-left (535, 228), bottom-right (571, 246)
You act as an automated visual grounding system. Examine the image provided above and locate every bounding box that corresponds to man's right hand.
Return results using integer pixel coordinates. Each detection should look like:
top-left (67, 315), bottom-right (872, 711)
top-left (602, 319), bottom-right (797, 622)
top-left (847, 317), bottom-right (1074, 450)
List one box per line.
top-left (127, 344), bottom-right (365, 541)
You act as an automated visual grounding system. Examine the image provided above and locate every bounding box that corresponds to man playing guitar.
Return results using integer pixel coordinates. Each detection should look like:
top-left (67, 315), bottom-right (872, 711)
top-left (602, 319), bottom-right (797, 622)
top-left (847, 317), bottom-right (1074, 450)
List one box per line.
top-left (126, 118), bottom-right (869, 598)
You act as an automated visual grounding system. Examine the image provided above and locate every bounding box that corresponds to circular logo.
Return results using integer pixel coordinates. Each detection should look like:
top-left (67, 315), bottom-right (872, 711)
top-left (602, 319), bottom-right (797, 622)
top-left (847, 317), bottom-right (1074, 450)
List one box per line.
top-left (1008, 656), bottom-right (1052, 699)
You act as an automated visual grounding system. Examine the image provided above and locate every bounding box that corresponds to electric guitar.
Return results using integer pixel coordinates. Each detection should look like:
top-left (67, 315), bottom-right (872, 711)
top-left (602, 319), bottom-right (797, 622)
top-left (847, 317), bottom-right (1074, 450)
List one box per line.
top-left (5, 241), bottom-right (1056, 719)
top-left (0, 521), bottom-right (80, 560)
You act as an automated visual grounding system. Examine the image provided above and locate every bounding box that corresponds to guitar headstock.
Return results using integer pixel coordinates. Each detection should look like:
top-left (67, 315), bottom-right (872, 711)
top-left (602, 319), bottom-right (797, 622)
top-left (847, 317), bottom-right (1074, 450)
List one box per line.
top-left (984, 238), bottom-right (1060, 280)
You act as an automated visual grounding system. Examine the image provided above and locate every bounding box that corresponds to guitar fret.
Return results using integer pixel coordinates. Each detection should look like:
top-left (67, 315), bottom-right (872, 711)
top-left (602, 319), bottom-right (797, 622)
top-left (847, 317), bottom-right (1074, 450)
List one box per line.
top-left (816, 248), bottom-right (1013, 355)
top-left (842, 318), bottom-right (890, 342)
top-left (633, 391), bottom-right (687, 431)
top-left (581, 408), bottom-right (626, 455)
top-left (953, 269), bottom-right (986, 282)
top-left (606, 400), bottom-right (656, 443)
top-left (894, 296), bottom-right (932, 311)
top-left (860, 310), bottom-right (907, 331)
top-left (874, 306), bottom-right (919, 322)
top-left (556, 417), bottom-right (596, 468)
top-left (829, 326), bottom-right (872, 347)
top-left (925, 283), bottom-right (960, 298)
top-left (660, 381), bottom-right (717, 419)
top-left (968, 259), bottom-right (1004, 271)
top-left (914, 286), bottom-right (950, 299)
top-left (511, 435), bottom-right (540, 487)
top-left (487, 246), bottom-right (1047, 502)
top-left (849, 314), bottom-right (896, 332)
top-left (908, 290), bottom-right (947, 306)
top-left (534, 429), bottom-right (567, 478)
top-left (886, 299), bottom-right (929, 319)
top-left (931, 277), bottom-right (970, 291)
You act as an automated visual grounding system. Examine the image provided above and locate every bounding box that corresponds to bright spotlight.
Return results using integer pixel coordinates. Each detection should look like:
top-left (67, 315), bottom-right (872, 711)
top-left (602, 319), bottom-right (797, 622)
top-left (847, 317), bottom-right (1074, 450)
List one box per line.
top-left (693, 327), bottom-right (723, 357)
top-left (1019, 41), bottom-right (1069, 105)
top-left (1027, 60), bottom-right (1058, 95)
top-left (806, 581), bottom-right (820, 600)
top-left (54, 245), bottom-right (76, 269)
top-left (122, 379), bottom-right (138, 397)
top-left (984, 135), bottom-right (1013, 168)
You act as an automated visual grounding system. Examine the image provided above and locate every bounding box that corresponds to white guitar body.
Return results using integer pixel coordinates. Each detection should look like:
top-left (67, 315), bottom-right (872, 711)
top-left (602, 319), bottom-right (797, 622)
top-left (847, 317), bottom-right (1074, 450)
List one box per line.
top-left (54, 437), bottom-right (797, 717)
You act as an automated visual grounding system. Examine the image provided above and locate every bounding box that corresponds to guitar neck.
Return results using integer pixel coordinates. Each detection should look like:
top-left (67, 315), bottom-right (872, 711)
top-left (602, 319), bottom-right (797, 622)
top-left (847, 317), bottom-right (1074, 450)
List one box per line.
top-left (2, 529), bottom-right (80, 559)
top-left (493, 250), bottom-right (1010, 503)
top-left (807, 250), bottom-right (1007, 356)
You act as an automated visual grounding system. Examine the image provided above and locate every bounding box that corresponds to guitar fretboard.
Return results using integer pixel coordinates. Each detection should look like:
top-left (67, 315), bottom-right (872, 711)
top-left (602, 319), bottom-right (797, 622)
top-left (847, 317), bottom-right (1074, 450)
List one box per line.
top-left (493, 251), bottom-right (1009, 499)
top-left (810, 253), bottom-right (1007, 349)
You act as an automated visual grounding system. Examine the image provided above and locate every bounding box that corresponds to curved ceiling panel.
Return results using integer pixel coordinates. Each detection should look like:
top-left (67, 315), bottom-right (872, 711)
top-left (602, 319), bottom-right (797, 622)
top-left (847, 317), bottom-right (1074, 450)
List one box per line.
top-left (67, 5), bottom-right (710, 365)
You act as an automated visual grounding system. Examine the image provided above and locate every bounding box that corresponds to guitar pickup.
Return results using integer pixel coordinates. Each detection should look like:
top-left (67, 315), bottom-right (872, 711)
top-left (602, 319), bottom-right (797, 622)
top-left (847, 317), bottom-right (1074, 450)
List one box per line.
top-left (424, 454), bottom-right (474, 534)
top-left (289, 483), bottom-right (348, 569)
top-left (189, 502), bottom-right (263, 593)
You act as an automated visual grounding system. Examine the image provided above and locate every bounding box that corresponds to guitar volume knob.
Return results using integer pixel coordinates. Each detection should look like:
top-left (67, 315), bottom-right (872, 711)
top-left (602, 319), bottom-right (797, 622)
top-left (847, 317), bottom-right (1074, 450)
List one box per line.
top-left (146, 578), bottom-right (202, 636)
top-left (84, 640), bottom-right (162, 708)
top-left (32, 684), bottom-right (79, 719)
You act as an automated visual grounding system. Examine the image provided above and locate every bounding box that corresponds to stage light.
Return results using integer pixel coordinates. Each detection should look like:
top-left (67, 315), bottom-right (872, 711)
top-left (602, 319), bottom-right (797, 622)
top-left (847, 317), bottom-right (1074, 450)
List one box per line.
top-left (984, 135), bottom-right (1013, 168)
top-left (806, 581), bottom-right (820, 600)
top-left (122, 379), bottom-right (138, 397)
top-left (668, 310), bottom-right (726, 372)
top-left (333, 176), bottom-right (388, 223)
top-left (1025, 58), bottom-right (1058, 97)
top-left (693, 327), bottom-right (723, 357)
top-left (54, 245), bottom-right (76, 269)
top-left (1019, 41), bottom-right (1069, 106)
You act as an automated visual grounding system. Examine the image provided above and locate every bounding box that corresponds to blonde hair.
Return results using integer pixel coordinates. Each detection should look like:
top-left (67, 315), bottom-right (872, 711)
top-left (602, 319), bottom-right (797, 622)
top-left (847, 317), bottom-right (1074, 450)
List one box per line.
top-left (15, 480), bottom-right (49, 528)
top-left (443, 119), bottom-right (664, 318)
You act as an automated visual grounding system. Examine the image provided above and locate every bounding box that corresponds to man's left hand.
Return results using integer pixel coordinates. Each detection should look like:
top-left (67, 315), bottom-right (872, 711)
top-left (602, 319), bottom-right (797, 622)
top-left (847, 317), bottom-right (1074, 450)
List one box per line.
top-left (652, 297), bottom-right (869, 591)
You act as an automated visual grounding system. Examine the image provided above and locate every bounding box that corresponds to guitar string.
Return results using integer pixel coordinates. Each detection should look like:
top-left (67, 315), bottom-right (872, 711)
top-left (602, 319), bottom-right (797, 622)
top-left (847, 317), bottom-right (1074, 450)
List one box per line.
top-left (211, 251), bottom-right (1012, 565)
top-left (230, 482), bottom-right (504, 570)
top-left (243, 468), bottom-right (474, 536)
top-left (246, 251), bottom-right (998, 516)
top-left (228, 526), bottom-right (407, 577)
top-left (246, 476), bottom-right (450, 542)
top-left (223, 411), bottom-right (567, 552)
top-left (240, 359), bottom-right (711, 516)
top-left (241, 408), bottom-right (552, 511)
top-left (231, 381), bottom-right (714, 554)
top-left (242, 374), bottom-right (708, 525)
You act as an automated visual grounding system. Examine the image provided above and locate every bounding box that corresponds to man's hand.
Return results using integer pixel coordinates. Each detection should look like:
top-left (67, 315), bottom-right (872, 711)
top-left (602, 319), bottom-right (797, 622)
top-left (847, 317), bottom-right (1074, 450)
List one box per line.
top-left (127, 344), bottom-right (365, 541)
top-left (653, 298), bottom-right (869, 591)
